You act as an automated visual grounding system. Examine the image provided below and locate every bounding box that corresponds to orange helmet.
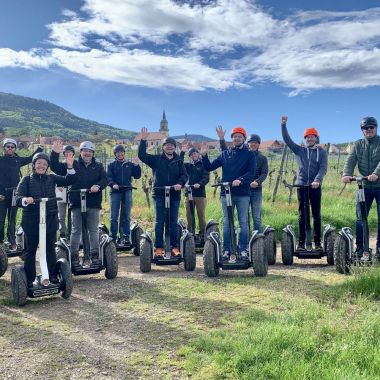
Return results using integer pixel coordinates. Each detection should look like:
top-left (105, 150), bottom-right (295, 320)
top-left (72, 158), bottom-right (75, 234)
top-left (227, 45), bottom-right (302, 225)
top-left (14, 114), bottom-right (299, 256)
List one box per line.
top-left (230, 127), bottom-right (247, 139)
top-left (304, 128), bottom-right (319, 138)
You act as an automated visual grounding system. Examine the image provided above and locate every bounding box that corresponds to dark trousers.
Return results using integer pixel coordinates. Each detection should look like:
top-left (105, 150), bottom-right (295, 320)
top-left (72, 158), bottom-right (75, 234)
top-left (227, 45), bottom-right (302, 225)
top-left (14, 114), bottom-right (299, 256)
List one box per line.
top-left (0, 199), bottom-right (17, 244)
top-left (24, 229), bottom-right (57, 283)
top-left (356, 187), bottom-right (380, 250)
top-left (297, 187), bottom-right (321, 244)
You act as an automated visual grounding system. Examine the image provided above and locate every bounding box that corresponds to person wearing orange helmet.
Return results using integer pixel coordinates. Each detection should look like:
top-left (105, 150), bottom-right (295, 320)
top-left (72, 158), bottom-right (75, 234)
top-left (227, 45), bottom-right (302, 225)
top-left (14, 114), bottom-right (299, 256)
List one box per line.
top-left (201, 126), bottom-right (256, 260)
top-left (281, 116), bottom-right (328, 251)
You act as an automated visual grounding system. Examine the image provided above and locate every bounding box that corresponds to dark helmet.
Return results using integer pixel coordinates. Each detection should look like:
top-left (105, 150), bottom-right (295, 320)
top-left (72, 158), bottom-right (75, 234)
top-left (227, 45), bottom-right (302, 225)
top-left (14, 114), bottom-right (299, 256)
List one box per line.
top-left (63, 145), bottom-right (75, 155)
top-left (32, 152), bottom-right (50, 167)
top-left (188, 147), bottom-right (199, 156)
top-left (162, 137), bottom-right (176, 147)
top-left (113, 144), bottom-right (126, 154)
top-left (247, 134), bottom-right (261, 144)
top-left (361, 117), bottom-right (378, 128)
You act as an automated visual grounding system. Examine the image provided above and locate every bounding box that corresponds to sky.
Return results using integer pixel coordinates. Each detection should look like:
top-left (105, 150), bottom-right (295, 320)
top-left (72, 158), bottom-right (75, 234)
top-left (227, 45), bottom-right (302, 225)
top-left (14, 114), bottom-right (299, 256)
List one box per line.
top-left (1, 0), bottom-right (380, 143)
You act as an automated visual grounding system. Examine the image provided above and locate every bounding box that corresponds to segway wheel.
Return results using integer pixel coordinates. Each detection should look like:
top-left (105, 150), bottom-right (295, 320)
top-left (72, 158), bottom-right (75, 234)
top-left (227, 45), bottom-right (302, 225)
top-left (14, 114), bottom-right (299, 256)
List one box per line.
top-left (11, 266), bottom-right (27, 306)
top-left (132, 226), bottom-right (143, 256)
top-left (281, 231), bottom-right (294, 265)
top-left (104, 243), bottom-right (118, 279)
top-left (183, 235), bottom-right (196, 271)
top-left (55, 246), bottom-right (69, 261)
top-left (203, 240), bottom-right (219, 277)
top-left (334, 235), bottom-right (350, 274)
top-left (252, 236), bottom-right (268, 277)
top-left (56, 259), bottom-right (73, 299)
top-left (0, 244), bottom-right (8, 277)
top-left (265, 231), bottom-right (277, 265)
top-left (326, 231), bottom-right (336, 266)
top-left (205, 224), bottom-right (219, 239)
top-left (140, 239), bottom-right (152, 273)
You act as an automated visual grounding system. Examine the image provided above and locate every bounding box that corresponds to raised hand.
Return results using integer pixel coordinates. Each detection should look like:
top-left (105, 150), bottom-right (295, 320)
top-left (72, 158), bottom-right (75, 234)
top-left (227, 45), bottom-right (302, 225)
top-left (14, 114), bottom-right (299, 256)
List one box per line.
top-left (132, 157), bottom-right (140, 165)
top-left (140, 127), bottom-right (149, 140)
top-left (281, 116), bottom-right (288, 125)
top-left (181, 142), bottom-right (189, 153)
top-left (52, 139), bottom-right (63, 154)
top-left (200, 142), bottom-right (209, 155)
top-left (216, 125), bottom-right (226, 140)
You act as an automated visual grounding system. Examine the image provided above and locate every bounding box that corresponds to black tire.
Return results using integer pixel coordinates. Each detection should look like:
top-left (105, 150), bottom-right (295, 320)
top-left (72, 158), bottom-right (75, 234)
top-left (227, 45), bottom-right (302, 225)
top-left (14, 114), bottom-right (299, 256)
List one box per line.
top-left (203, 239), bottom-right (219, 277)
top-left (326, 231), bottom-right (336, 266)
top-left (281, 231), bottom-right (294, 265)
top-left (55, 246), bottom-right (69, 262)
top-left (252, 236), bottom-right (268, 277)
top-left (11, 266), bottom-right (27, 306)
top-left (104, 242), bottom-right (118, 279)
top-left (265, 231), bottom-right (277, 265)
top-left (140, 239), bottom-right (152, 273)
top-left (132, 226), bottom-right (143, 256)
top-left (57, 259), bottom-right (73, 299)
top-left (205, 223), bottom-right (219, 239)
top-left (183, 235), bottom-right (196, 271)
top-left (334, 234), bottom-right (350, 274)
top-left (0, 244), bottom-right (8, 277)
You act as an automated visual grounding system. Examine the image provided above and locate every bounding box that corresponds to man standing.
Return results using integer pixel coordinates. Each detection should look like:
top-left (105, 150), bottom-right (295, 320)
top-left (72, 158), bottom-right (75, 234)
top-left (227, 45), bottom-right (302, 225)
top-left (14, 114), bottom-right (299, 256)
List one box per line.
top-left (0, 138), bottom-right (42, 250)
top-left (138, 128), bottom-right (187, 257)
top-left (342, 117), bottom-right (380, 260)
top-left (107, 144), bottom-right (141, 245)
top-left (201, 127), bottom-right (255, 260)
top-left (281, 116), bottom-right (328, 251)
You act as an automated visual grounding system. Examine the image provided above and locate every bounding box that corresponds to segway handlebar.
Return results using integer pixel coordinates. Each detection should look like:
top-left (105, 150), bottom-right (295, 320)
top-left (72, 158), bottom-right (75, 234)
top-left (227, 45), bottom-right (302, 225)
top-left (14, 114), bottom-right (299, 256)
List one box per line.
top-left (350, 176), bottom-right (369, 182)
top-left (68, 188), bottom-right (91, 193)
top-left (117, 185), bottom-right (137, 190)
top-left (153, 186), bottom-right (176, 190)
top-left (211, 182), bottom-right (232, 188)
top-left (34, 197), bottom-right (63, 203)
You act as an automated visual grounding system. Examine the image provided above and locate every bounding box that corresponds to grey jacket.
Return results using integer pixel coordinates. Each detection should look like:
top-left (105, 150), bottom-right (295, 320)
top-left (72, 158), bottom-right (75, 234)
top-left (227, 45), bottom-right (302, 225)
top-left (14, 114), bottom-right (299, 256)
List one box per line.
top-left (281, 124), bottom-right (328, 185)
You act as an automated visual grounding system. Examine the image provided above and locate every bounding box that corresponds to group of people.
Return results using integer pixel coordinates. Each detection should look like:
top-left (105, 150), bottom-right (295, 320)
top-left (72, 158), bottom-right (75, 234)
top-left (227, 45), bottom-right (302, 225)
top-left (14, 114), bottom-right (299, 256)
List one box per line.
top-left (0, 115), bottom-right (379, 286)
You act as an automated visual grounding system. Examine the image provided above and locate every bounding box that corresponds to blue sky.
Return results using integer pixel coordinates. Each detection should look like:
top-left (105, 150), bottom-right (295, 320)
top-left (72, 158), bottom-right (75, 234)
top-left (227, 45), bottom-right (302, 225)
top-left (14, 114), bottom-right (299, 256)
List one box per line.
top-left (1, 0), bottom-right (380, 143)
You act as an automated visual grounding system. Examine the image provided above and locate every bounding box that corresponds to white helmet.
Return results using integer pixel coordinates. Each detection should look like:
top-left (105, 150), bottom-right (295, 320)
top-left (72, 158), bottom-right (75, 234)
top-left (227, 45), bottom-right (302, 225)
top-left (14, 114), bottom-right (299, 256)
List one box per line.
top-left (79, 141), bottom-right (95, 152)
top-left (3, 138), bottom-right (17, 149)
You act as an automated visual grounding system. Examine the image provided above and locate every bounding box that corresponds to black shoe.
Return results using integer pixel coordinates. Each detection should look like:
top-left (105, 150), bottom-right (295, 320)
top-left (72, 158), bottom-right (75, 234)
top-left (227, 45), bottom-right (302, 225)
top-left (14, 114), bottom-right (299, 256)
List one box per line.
top-left (71, 255), bottom-right (80, 266)
top-left (222, 251), bottom-right (230, 261)
top-left (314, 243), bottom-right (323, 251)
top-left (92, 258), bottom-right (101, 266)
top-left (50, 275), bottom-right (59, 284)
top-left (306, 243), bottom-right (313, 251)
top-left (297, 243), bottom-right (306, 251)
top-left (240, 250), bottom-right (249, 261)
top-left (355, 248), bottom-right (363, 260)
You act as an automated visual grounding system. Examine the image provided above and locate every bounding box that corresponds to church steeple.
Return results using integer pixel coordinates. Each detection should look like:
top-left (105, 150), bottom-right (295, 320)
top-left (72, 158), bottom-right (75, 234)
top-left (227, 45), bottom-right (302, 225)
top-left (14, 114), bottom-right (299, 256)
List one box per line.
top-left (159, 110), bottom-right (169, 135)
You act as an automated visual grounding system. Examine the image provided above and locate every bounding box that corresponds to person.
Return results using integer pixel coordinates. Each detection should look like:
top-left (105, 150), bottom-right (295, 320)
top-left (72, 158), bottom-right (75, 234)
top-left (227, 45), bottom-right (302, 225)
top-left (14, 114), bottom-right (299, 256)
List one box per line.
top-left (50, 140), bottom-right (107, 267)
top-left (218, 128), bottom-right (268, 233)
top-left (15, 152), bottom-right (76, 287)
top-left (281, 116), bottom-right (328, 251)
top-left (180, 144), bottom-right (210, 242)
top-left (201, 126), bottom-right (256, 260)
top-left (342, 116), bottom-right (380, 260)
top-left (0, 138), bottom-right (43, 250)
top-left (55, 144), bottom-right (76, 239)
top-left (107, 144), bottom-right (141, 244)
top-left (138, 128), bottom-right (188, 257)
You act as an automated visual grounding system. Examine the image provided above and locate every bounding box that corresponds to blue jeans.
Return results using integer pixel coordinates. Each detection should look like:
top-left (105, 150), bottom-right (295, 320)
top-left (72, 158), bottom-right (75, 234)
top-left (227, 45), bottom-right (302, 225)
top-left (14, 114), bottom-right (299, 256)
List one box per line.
top-left (356, 187), bottom-right (380, 249)
top-left (221, 195), bottom-right (250, 252)
top-left (110, 191), bottom-right (132, 239)
top-left (250, 189), bottom-right (262, 233)
top-left (154, 197), bottom-right (180, 249)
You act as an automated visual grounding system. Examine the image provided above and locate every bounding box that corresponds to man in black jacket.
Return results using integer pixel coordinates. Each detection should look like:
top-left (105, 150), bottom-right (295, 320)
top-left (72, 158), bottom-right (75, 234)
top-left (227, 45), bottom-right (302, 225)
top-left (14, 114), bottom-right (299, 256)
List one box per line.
top-left (180, 144), bottom-right (209, 242)
top-left (50, 140), bottom-right (107, 266)
top-left (138, 127), bottom-right (188, 257)
top-left (0, 138), bottom-right (43, 249)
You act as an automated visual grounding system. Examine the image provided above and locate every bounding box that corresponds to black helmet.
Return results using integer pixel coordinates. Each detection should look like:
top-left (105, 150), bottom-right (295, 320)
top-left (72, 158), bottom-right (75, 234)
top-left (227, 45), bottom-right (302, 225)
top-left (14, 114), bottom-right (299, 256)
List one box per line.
top-left (361, 117), bottom-right (378, 128)
top-left (162, 137), bottom-right (176, 147)
top-left (113, 144), bottom-right (126, 154)
top-left (187, 147), bottom-right (199, 156)
top-left (63, 145), bottom-right (75, 155)
top-left (247, 134), bottom-right (261, 144)
top-left (32, 152), bottom-right (50, 167)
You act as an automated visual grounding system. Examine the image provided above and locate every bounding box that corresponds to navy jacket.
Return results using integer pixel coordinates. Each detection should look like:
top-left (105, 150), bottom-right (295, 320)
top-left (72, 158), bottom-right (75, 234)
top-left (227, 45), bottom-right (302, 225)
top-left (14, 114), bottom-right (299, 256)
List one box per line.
top-left (107, 159), bottom-right (141, 193)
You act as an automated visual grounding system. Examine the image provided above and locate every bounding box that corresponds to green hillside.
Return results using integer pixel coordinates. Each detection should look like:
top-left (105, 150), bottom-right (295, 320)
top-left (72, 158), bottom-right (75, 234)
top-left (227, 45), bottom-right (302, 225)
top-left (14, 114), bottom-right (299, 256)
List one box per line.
top-left (0, 92), bottom-right (137, 140)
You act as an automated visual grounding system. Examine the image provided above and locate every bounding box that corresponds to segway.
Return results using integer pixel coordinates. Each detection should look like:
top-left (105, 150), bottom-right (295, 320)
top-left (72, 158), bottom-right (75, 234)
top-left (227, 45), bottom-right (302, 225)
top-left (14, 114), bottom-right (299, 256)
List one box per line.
top-left (178, 184), bottom-right (219, 252)
top-left (56, 189), bottom-right (118, 279)
top-left (139, 186), bottom-right (196, 273)
top-left (100, 186), bottom-right (143, 255)
top-left (334, 176), bottom-right (374, 274)
top-left (203, 183), bottom-right (267, 277)
top-left (281, 183), bottom-right (335, 265)
top-left (11, 197), bottom-right (73, 306)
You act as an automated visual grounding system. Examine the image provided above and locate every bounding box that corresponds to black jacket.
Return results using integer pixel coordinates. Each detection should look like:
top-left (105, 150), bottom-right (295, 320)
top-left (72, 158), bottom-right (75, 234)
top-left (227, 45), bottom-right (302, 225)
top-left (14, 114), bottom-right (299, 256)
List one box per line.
top-left (50, 151), bottom-right (107, 209)
top-left (16, 171), bottom-right (76, 234)
top-left (179, 151), bottom-right (209, 197)
top-left (0, 147), bottom-right (43, 200)
top-left (138, 140), bottom-right (188, 200)
top-left (107, 159), bottom-right (141, 193)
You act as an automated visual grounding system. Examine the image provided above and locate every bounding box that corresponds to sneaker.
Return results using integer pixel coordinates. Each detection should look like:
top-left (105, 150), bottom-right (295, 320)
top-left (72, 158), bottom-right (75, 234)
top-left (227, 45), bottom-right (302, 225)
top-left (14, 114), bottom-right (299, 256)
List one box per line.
top-left (92, 258), bottom-right (102, 266)
top-left (171, 247), bottom-right (181, 257)
top-left (355, 248), bottom-right (363, 260)
top-left (306, 243), bottom-right (313, 251)
top-left (361, 251), bottom-right (371, 262)
top-left (83, 259), bottom-right (92, 268)
top-left (154, 248), bottom-right (164, 258)
top-left (297, 243), bottom-right (306, 251)
top-left (50, 275), bottom-right (59, 284)
top-left (240, 250), bottom-right (249, 261)
top-left (314, 243), bottom-right (323, 251)
top-left (222, 251), bottom-right (230, 261)
top-left (9, 244), bottom-right (17, 251)
top-left (71, 255), bottom-right (80, 266)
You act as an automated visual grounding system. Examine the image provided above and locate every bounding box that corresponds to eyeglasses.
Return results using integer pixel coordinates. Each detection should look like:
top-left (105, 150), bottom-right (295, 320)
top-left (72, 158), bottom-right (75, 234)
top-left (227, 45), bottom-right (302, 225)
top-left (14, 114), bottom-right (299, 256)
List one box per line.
top-left (361, 126), bottom-right (376, 131)
top-left (4, 145), bottom-right (15, 149)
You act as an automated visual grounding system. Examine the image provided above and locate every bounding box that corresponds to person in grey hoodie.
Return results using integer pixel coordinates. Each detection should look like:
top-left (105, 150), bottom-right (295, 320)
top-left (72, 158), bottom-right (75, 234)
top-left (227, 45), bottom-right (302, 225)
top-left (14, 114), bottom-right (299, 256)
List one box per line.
top-left (281, 116), bottom-right (328, 251)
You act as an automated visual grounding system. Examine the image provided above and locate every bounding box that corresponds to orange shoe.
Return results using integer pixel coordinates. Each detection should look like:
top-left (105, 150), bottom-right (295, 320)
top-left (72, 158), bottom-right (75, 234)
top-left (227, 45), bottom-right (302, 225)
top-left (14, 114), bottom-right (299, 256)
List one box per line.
top-left (155, 248), bottom-right (164, 258)
top-left (171, 247), bottom-right (181, 257)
